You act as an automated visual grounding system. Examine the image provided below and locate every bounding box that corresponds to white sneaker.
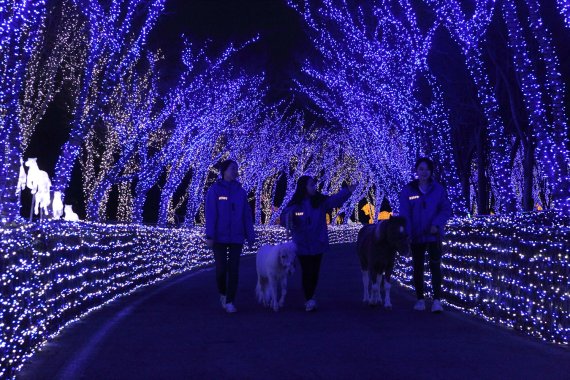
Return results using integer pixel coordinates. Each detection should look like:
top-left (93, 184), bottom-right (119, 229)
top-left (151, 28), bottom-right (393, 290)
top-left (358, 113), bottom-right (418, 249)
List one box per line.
top-left (219, 294), bottom-right (226, 308)
top-left (305, 299), bottom-right (317, 312)
top-left (414, 299), bottom-right (426, 311)
top-left (431, 299), bottom-right (443, 313)
top-left (225, 303), bottom-right (237, 313)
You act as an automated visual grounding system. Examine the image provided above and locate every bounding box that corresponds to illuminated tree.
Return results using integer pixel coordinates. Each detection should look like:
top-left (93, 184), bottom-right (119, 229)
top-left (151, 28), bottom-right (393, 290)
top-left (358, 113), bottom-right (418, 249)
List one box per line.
top-left (0, 0), bottom-right (47, 220)
top-left (290, 0), bottom-right (465, 213)
top-left (83, 51), bottom-right (169, 221)
top-left (20, 0), bottom-right (86, 153)
top-left (51, 0), bottom-right (166, 205)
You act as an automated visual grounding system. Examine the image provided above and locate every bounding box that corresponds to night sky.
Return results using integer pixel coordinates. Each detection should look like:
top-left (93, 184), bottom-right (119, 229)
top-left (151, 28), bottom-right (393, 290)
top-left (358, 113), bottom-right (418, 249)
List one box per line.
top-left (150, 0), bottom-right (313, 104)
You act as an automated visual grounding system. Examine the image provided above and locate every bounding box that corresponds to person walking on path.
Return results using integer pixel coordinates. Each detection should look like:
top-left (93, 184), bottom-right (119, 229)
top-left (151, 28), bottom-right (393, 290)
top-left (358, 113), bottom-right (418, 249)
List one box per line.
top-left (281, 176), bottom-right (356, 311)
top-left (205, 159), bottom-right (255, 313)
top-left (399, 157), bottom-right (452, 313)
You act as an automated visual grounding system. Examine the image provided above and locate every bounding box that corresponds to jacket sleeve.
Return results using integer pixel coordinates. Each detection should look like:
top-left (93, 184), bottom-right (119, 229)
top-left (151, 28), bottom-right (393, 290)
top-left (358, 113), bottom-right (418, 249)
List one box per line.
top-left (399, 187), bottom-right (412, 236)
top-left (205, 187), bottom-right (217, 239)
top-left (323, 188), bottom-right (351, 210)
top-left (244, 195), bottom-right (255, 243)
top-left (432, 188), bottom-right (452, 231)
top-left (280, 205), bottom-right (292, 229)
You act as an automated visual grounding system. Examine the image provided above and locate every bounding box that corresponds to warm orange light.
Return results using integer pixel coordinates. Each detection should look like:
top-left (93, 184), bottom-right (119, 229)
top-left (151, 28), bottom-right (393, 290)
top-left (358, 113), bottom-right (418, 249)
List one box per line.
top-left (361, 203), bottom-right (374, 224)
top-left (362, 203), bottom-right (392, 223)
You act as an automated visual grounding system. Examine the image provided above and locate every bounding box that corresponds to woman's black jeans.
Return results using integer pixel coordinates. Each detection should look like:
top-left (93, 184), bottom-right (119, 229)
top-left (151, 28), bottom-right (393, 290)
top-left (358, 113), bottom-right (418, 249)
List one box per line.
top-left (411, 241), bottom-right (443, 300)
top-left (212, 243), bottom-right (243, 303)
top-left (297, 253), bottom-right (323, 301)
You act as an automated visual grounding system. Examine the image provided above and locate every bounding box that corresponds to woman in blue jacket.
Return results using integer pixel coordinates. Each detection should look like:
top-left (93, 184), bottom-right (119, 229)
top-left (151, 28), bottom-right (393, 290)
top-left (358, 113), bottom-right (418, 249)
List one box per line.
top-left (205, 160), bottom-right (255, 313)
top-left (399, 157), bottom-right (451, 313)
top-left (281, 176), bottom-right (356, 311)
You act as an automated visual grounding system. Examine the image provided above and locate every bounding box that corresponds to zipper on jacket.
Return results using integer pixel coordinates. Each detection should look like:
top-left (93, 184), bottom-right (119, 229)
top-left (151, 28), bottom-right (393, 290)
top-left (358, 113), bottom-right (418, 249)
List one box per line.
top-left (228, 186), bottom-right (232, 239)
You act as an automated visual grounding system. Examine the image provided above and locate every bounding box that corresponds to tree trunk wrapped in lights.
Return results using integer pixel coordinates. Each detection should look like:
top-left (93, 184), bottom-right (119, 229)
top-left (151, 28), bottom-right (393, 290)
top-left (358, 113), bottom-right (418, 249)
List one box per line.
top-left (0, 0), bottom-right (47, 221)
top-left (525, 0), bottom-right (570, 211)
top-left (426, 0), bottom-right (517, 212)
top-left (85, 52), bottom-right (172, 221)
top-left (20, 0), bottom-right (86, 153)
top-left (51, 0), bottom-right (166, 205)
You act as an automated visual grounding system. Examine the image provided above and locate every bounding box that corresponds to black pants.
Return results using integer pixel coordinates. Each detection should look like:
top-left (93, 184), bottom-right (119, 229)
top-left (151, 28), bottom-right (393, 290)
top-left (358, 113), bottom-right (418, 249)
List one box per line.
top-left (411, 242), bottom-right (443, 300)
top-left (297, 254), bottom-right (323, 300)
top-left (212, 243), bottom-right (243, 303)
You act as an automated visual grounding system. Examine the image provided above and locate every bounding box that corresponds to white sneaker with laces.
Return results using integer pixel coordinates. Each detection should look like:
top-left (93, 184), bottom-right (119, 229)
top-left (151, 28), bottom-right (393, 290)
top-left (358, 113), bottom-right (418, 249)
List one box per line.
top-left (431, 299), bottom-right (443, 313)
top-left (414, 299), bottom-right (426, 311)
top-left (225, 302), bottom-right (237, 313)
top-left (305, 299), bottom-right (317, 312)
top-left (220, 294), bottom-right (226, 308)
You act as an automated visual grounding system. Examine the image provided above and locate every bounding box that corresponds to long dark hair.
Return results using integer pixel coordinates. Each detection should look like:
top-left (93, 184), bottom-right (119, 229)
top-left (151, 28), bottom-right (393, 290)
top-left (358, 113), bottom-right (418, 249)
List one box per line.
top-left (287, 175), bottom-right (327, 208)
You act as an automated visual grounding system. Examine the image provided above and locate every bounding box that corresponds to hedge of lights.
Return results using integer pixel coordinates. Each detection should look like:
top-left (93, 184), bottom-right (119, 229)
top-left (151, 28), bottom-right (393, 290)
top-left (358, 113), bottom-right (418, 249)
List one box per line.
top-left (2, 214), bottom-right (569, 378)
top-left (394, 211), bottom-right (569, 346)
top-left (0, 222), bottom-right (359, 378)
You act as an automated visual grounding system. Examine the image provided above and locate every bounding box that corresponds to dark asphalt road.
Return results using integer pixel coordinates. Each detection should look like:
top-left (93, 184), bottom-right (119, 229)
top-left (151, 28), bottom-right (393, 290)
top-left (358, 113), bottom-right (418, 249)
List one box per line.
top-left (19, 243), bottom-right (569, 380)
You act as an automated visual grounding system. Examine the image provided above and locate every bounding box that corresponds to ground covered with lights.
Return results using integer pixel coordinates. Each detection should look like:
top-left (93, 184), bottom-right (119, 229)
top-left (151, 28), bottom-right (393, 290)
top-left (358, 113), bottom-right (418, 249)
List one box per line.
top-left (17, 243), bottom-right (570, 380)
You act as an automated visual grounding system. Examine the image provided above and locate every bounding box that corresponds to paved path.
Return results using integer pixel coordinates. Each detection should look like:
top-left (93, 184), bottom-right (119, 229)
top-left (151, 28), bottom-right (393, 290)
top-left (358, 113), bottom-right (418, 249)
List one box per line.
top-left (19, 243), bottom-right (569, 380)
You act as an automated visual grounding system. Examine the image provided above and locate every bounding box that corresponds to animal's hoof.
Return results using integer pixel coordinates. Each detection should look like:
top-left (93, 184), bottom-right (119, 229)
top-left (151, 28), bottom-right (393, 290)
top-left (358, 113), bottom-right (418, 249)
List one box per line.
top-left (384, 304), bottom-right (393, 310)
top-left (368, 301), bottom-right (378, 307)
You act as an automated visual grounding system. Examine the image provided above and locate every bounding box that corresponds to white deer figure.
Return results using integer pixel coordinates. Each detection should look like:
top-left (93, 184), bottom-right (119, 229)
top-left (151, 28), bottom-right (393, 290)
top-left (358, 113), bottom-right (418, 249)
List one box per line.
top-left (25, 158), bottom-right (52, 216)
top-left (64, 204), bottom-right (79, 221)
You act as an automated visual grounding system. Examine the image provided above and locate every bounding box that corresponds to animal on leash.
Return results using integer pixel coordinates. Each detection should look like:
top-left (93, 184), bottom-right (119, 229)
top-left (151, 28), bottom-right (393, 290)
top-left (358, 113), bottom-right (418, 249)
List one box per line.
top-left (356, 216), bottom-right (409, 308)
top-left (256, 241), bottom-right (297, 311)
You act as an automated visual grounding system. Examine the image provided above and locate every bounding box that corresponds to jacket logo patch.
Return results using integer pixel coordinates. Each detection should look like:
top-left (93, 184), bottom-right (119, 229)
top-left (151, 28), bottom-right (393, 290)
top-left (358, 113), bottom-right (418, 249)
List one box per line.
top-left (218, 196), bottom-right (228, 201)
top-left (295, 212), bottom-right (304, 216)
top-left (409, 195), bottom-right (420, 200)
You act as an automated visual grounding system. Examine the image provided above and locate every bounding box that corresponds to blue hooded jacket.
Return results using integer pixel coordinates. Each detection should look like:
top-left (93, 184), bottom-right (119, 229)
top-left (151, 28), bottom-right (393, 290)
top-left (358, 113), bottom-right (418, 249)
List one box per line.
top-left (205, 179), bottom-right (255, 244)
top-left (280, 189), bottom-right (351, 255)
top-left (399, 179), bottom-right (452, 244)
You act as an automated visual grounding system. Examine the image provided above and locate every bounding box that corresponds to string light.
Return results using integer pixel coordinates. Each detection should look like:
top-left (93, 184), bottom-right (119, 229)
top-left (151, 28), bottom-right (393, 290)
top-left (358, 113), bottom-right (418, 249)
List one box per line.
top-left (4, 0), bottom-right (569, 222)
top-left (51, 0), bottom-right (166, 206)
top-left (393, 210), bottom-right (569, 346)
top-left (2, 1), bottom-right (570, 375)
top-left (20, 0), bottom-right (86, 152)
top-left (557, 0), bottom-right (570, 29)
top-left (423, 0), bottom-right (517, 212)
top-left (3, 214), bottom-right (568, 378)
top-left (494, 0), bottom-right (570, 214)
top-left (0, 0), bottom-right (47, 221)
top-left (0, 222), bottom-right (358, 378)
top-left (524, 0), bottom-right (570, 211)
top-left (156, 69), bottom-right (267, 226)
top-left (290, 0), bottom-right (466, 214)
